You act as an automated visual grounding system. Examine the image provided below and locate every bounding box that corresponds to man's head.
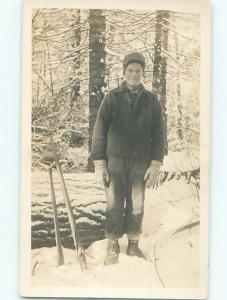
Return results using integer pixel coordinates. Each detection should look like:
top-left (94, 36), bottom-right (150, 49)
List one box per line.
top-left (123, 52), bottom-right (145, 88)
top-left (123, 52), bottom-right (145, 74)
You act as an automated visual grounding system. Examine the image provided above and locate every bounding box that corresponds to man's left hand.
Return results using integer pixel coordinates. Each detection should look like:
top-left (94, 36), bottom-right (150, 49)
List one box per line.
top-left (144, 160), bottom-right (162, 188)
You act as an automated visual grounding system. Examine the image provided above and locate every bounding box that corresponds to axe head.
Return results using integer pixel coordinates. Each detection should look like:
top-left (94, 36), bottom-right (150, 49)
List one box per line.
top-left (40, 151), bottom-right (56, 163)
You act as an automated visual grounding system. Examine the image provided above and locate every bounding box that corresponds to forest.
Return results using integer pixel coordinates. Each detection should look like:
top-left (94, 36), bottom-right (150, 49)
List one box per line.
top-left (32, 8), bottom-right (200, 172)
top-left (30, 8), bottom-right (201, 288)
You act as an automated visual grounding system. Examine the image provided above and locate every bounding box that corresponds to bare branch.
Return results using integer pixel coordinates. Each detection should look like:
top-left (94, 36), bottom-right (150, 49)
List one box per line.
top-left (106, 23), bottom-right (156, 46)
top-left (33, 69), bottom-right (52, 92)
top-left (162, 23), bottom-right (197, 41)
top-left (175, 125), bottom-right (199, 135)
top-left (172, 221), bottom-right (200, 235)
top-left (153, 245), bottom-right (166, 288)
top-left (32, 9), bottom-right (40, 23)
top-left (44, 18), bottom-right (88, 39)
top-left (167, 48), bottom-right (199, 60)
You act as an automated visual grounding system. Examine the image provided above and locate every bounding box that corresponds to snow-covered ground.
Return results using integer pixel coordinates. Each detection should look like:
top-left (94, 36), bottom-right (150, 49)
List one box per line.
top-left (31, 151), bottom-right (200, 288)
top-left (31, 226), bottom-right (199, 288)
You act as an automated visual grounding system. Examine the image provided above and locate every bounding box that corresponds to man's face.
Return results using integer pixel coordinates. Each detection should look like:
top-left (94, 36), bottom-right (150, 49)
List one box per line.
top-left (125, 62), bottom-right (143, 88)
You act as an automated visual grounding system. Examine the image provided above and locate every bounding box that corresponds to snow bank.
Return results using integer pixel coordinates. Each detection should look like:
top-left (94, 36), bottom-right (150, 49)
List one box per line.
top-left (31, 175), bottom-right (199, 288)
top-left (162, 150), bottom-right (199, 172)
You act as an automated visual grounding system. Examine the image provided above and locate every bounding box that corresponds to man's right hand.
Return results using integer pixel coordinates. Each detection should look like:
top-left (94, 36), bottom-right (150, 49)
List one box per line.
top-left (94, 160), bottom-right (110, 187)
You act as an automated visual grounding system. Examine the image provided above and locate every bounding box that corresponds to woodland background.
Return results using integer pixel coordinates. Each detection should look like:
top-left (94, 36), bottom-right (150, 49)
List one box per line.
top-left (31, 9), bottom-right (200, 251)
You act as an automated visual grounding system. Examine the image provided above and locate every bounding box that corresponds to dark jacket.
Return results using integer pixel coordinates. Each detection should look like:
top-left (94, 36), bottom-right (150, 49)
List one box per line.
top-left (91, 81), bottom-right (165, 162)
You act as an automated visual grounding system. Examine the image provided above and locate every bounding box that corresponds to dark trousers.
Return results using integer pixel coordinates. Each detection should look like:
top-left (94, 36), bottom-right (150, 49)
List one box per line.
top-left (104, 156), bottom-right (149, 240)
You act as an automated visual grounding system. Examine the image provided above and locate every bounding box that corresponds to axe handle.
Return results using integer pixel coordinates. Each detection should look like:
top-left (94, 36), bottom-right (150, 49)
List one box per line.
top-left (49, 134), bottom-right (87, 271)
top-left (49, 135), bottom-right (79, 248)
top-left (49, 167), bottom-right (64, 265)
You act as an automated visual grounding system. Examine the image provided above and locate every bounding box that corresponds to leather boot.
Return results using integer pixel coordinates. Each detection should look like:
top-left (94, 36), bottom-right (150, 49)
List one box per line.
top-left (127, 240), bottom-right (146, 260)
top-left (104, 239), bottom-right (120, 265)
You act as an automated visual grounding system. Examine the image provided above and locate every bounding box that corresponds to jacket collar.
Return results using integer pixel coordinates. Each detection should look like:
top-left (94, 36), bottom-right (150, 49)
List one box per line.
top-left (114, 80), bottom-right (147, 94)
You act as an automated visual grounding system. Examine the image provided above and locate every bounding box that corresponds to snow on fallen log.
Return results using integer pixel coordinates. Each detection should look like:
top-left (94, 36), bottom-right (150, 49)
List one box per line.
top-left (31, 171), bottom-right (106, 249)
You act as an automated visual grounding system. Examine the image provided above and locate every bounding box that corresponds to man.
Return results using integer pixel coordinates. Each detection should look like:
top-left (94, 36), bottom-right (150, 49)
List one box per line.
top-left (91, 52), bottom-right (165, 265)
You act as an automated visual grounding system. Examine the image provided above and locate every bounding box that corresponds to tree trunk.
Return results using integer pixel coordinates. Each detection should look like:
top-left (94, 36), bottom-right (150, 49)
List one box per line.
top-left (152, 10), bottom-right (169, 155)
top-left (70, 9), bottom-right (81, 109)
top-left (174, 32), bottom-right (183, 140)
top-left (44, 20), bottom-right (54, 99)
top-left (88, 9), bottom-right (106, 171)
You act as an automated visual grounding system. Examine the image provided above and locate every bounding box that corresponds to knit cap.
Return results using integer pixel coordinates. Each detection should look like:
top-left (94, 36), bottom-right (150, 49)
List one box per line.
top-left (123, 52), bottom-right (145, 74)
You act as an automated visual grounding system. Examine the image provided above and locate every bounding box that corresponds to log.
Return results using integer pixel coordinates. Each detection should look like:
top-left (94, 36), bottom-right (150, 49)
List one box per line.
top-left (31, 204), bottom-right (106, 249)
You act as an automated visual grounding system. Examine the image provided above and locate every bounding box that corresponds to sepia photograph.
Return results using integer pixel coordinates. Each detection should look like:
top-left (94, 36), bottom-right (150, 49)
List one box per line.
top-left (20, 0), bottom-right (211, 298)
